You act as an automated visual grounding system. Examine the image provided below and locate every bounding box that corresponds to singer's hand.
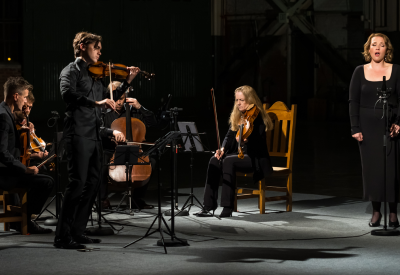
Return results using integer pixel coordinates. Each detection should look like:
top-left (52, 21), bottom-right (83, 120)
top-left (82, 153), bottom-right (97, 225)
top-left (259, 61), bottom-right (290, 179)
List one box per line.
top-left (352, 132), bottom-right (363, 142)
top-left (390, 124), bottom-right (400, 137)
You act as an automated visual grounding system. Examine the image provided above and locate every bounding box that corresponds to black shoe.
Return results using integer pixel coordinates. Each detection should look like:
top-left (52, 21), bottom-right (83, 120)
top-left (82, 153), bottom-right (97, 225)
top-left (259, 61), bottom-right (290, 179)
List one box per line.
top-left (194, 207), bottom-right (216, 217)
top-left (54, 237), bottom-right (86, 249)
top-left (132, 199), bottom-right (155, 210)
top-left (389, 218), bottom-right (400, 228)
top-left (369, 213), bottom-right (382, 227)
top-left (219, 207), bottom-right (233, 218)
top-left (73, 234), bottom-right (101, 244)
top-left (28, 221), bottom-right (53, 234)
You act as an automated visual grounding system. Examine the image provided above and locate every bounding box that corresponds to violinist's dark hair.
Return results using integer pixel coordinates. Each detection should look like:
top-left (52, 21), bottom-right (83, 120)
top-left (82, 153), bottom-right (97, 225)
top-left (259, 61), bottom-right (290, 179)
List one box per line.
top-left (3, 76), bottom-right (33, 100)
top-left (73, 31), bottom-right (102, 58)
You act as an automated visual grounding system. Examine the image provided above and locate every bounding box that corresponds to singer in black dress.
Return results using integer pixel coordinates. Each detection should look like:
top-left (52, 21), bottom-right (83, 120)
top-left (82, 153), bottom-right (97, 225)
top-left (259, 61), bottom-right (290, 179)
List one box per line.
top-left (349, 33), bottom-right (400, 227)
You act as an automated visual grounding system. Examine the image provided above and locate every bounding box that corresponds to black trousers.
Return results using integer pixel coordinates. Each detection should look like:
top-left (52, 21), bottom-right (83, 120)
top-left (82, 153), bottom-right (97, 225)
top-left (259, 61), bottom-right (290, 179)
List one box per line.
top-left (203, 154), bottom-right (253, 208)
top-left (1, 174), bottom-right (54, 222)
top-left (56, 136), bottom-right (102, 238)
top-left (100, 150), bottom-right (155, 202)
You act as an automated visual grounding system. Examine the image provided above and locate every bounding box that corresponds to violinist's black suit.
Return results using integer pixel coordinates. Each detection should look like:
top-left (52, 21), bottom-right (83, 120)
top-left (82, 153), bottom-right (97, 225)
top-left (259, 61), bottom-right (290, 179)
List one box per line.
top-left (56, 58), bottom-right (128, 239)
top-left (0, 101), bottom-right (53, 224)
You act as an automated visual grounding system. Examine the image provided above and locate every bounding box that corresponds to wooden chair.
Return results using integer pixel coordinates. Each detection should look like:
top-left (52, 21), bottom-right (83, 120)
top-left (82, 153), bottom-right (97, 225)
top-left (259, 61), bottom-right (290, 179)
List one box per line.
top-left (0, 188), bottom-right (28, 235)
top-left (234, 101), bottom-right (297, 214)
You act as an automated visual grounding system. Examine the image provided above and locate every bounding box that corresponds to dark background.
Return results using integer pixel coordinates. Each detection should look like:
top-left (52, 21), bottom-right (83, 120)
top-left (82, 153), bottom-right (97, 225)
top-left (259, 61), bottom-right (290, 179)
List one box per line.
top-left (1, 0), bottom-right (399, 199)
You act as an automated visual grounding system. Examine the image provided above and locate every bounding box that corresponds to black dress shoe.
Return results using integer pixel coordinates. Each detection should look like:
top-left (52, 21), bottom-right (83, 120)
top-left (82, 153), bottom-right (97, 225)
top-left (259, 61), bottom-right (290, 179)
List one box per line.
top-left (54, 237), bottom-right (86, 250)
top-left (194, 207), bottom-right (216, 217)
top-left (219, 207), bottom-right (233, 218)
top-left (369, 213), bottom-right (382, 227)
top-left (28, 221), bottom-right (53, 234)
top-left (132, 199), bottom-right (155, 210)
top-left (389, 218), bottom-right (400, 228)
top-left (73, 234), bottom-right (101, 244)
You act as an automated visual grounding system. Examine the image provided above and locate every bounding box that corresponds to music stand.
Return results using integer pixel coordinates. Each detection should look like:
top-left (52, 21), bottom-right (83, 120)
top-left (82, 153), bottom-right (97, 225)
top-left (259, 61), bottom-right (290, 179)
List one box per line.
top-left (38, 127), bottom-right (64, 226)
top-left (173, 122), bottom-right (220, 219)
top-left (111, 145), bottom-right (144, 214)
top-left (124, 131), bottom-right (188, 253)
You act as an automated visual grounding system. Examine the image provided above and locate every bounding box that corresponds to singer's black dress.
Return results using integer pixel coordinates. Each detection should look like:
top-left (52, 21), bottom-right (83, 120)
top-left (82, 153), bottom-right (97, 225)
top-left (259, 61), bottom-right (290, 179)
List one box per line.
top-left (349, 64), bottom-right (400, 202)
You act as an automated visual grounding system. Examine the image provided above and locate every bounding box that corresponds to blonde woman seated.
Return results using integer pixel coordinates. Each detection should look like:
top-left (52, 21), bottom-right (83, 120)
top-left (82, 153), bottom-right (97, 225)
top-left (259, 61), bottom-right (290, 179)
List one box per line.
top-left (195, 85), bottom-right (273, 218)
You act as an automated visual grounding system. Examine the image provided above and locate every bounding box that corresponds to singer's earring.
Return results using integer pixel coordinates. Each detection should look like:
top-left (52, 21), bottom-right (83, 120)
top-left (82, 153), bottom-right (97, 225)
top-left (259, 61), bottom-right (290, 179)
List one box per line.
top-left (385, 55), bottom-right (387, 61)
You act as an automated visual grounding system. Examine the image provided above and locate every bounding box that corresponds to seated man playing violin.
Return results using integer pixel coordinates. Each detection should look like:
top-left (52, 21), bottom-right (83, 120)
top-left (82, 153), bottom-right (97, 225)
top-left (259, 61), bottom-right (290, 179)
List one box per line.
top-left (0, 76), bottom-right (54, 234)
top-left (55, 31), bottom-right (138, 249)
top-left (14, 92), bottom-right (50, 164)
top-left (100, 81), bottom-right (158, 210)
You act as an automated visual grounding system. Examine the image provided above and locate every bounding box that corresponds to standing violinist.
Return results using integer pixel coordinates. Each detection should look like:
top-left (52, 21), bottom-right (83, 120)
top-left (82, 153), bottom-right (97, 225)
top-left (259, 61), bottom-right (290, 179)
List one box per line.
top-left (0, 76), bottom-right (54, 234)
top-left (55, 31), bottom-right (139, 249)
top-left (100, 81), bottom-right (158, 210)
top-left (195, 85), bottom-right (273, 218)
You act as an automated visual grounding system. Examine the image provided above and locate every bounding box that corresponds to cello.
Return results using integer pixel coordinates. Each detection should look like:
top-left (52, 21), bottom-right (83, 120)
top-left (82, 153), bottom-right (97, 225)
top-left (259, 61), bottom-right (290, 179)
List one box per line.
top-left (108, 88), bottom-right (152, 188)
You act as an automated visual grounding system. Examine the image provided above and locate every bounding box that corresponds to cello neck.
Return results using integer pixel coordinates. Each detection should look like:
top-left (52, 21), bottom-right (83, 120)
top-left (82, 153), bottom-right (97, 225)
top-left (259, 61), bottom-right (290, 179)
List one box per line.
top-left (125, 89), bottom-right (133, 142)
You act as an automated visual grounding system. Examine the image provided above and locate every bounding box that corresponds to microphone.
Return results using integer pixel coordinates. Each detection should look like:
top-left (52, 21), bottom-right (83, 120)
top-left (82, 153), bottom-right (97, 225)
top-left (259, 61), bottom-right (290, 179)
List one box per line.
top-left (51, 111), bottom-right (60, 118)
top-left (382, 76), bottom-right (386, 93)
top-left (157, 94), bottom-right (172, 121)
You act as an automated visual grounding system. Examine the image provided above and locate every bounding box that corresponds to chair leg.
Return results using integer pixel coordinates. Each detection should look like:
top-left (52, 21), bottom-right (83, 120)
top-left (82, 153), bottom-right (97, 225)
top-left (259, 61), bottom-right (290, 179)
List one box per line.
top-left (286, 174), bottom-right (292, 212)
top-left (234, 189), bottom-right (238, 212)
top-left (259, 180), bottom-right (265, 214)
top-left (21, 192), bottom-right (28, 235)
top-left (3, 191), bottom-right (10, 231)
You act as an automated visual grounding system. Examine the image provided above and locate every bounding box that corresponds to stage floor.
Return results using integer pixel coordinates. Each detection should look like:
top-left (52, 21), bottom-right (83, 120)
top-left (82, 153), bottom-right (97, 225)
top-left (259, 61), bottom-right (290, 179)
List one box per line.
top-left (1, 188), bottom-right (399, 275)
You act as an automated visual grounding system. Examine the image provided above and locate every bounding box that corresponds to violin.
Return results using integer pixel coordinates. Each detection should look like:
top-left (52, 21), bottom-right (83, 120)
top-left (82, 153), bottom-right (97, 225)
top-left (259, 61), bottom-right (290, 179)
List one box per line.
top-left (18, 105), bottom-right (32, 166)
top-left (17, 105), bottom-right (51, 168)
top-left (108, 89), bottom-right (152, 188)
top-left (236, 104), bottom-right (259, 159)
top-left (88, 61), bottom-right (155, 80)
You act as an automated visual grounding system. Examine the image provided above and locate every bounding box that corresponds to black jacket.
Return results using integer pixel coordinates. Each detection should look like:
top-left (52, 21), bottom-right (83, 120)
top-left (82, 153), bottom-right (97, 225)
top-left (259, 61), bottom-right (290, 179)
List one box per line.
top-left (0, 102), bottom-right (27, 187)
top-left (222, 112), bottom-right (273, 182)
top-left (60, 58), bottom-right (130, 140)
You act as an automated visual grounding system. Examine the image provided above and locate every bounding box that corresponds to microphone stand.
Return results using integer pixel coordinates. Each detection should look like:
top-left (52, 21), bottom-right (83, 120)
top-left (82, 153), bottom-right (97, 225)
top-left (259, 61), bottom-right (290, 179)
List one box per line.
top-left (371, 76), bottom-right (400, 236)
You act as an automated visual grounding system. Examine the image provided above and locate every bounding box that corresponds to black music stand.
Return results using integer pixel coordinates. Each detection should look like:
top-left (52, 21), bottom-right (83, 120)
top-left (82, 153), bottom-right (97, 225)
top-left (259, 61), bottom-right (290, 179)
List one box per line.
top-left (107, 145), bottom-right (148, 214)
top-left (173, 122), bottom-right (220, 219)
top-left (85, 146), bottom-right (143, 236)
top-left (164, 107), bottom-right (189, 217)
top-left (123, 131), bottom-right (188, 253)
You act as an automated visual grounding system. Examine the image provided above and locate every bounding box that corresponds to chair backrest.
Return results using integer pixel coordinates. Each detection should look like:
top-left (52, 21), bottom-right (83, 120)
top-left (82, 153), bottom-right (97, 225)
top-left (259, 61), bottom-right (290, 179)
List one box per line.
top-left (264, 102), bottom-right (297, 170)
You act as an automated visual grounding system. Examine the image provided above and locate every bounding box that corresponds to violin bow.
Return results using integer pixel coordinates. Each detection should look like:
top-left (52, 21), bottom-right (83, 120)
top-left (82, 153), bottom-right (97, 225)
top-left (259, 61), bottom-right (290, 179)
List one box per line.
top-left (211, 88), bottom-right (221, 150)
top-left (109, 60), bottom-right (113, 101)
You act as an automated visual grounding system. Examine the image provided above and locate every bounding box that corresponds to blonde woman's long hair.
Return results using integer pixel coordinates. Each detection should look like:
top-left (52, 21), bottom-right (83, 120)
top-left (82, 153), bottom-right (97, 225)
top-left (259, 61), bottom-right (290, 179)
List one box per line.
top-left (229, 85), bottom-right (273, 132)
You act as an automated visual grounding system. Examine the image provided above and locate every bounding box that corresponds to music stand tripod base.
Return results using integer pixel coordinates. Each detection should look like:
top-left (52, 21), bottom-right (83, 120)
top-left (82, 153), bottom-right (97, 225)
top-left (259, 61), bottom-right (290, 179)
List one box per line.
top-left (157, 238), bottom-right (189, 247)
top-left (371, 228), bottom-right (400, 236)
top-left (85, 226), bottom-right (114, 236)
top-left (164, 209), bottom-right (189, 216)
